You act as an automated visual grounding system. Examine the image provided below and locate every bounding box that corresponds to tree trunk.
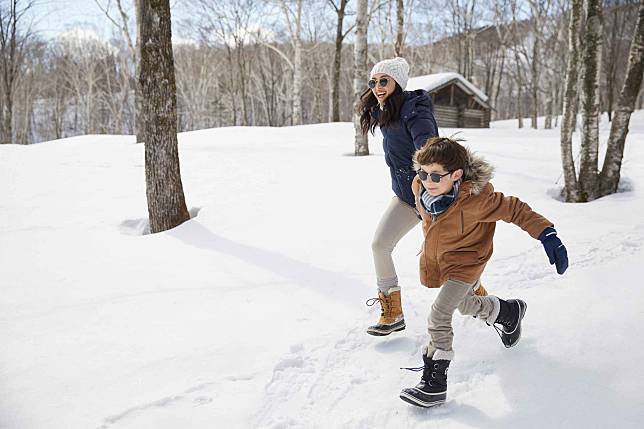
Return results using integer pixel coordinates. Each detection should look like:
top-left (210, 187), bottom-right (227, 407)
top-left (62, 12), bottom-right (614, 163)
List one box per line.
top-left (553, 81), bottom-right (561, 128)
top-left (134, 0), bottom-right (145, 142)
top-left (544, 80), bottom-right (553, 129)
top-left (513, 39), bottom-right (524, 128)
top-left (237, 45), bottom-right (250, 126)
top-left (394, 0), bottom-right (404, 57)
top-left (599, 0), bottom-right (644, 197)
top-left (0, 92), bottom-right (11, 144)
top-left (560, 0), bottom-right (583, 202)
top-left (492, 50), bottom-right (505, 121)
top-left (326, 66), bottom-right (333, 122)
top-left (530, 37), bottom-right (539, 129)
top-left (517, 84), bottom-right (524, 128)
top-left (578, 0), bottom-right (603, 201)
top-left (353, 0), bottom-right (369, 156)
top-left (0, 0), bottom-right (27, 145)
top-left (138, 0), bottom-right (190, 233)
top-left (605, 18), bottom-right (617, 123)
top-left (331, 0), bottom-right (348, 123)
top-left (602, 3), bottom-right (629, 124)
top-left (288, 0), bottom-right (304, 126)
top-left (466, 32), bottom-right (474, 81)
top-left (292, 36), bottom-right (303, 125)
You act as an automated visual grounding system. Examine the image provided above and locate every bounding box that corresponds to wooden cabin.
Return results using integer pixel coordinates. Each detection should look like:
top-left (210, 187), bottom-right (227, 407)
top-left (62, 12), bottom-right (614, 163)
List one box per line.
top-left (406, 73), bottom-right (491, 128)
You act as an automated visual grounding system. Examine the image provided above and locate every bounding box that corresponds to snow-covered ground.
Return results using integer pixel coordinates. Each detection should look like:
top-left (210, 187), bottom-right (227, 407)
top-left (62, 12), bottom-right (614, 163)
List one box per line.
top-left (1, 113), bottom-right (644, 429)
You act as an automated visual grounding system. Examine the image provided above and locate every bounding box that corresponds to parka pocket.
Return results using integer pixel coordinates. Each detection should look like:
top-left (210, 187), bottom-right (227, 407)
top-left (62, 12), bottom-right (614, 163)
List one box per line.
top-left (441, 251), bottom-right (479, 266)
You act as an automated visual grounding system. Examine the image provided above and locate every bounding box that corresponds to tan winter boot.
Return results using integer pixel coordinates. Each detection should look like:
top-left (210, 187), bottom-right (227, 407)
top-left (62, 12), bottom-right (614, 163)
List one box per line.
top-left (366, 288), bottom-right (406, 336)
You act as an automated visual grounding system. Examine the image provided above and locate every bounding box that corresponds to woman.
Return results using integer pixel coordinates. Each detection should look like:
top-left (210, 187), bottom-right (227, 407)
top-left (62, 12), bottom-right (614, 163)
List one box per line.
top-left (360, 57), bottom-right (439, 336)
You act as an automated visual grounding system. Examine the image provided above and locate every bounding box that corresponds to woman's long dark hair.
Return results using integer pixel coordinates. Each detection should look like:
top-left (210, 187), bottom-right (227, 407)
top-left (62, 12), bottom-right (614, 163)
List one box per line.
top-left (358, 83), bottom-right (405, 135)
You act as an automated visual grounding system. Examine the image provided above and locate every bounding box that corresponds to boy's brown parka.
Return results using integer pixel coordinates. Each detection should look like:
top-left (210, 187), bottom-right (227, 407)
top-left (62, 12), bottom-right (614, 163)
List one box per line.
top-left (412, 149), bottom-right (553, 288)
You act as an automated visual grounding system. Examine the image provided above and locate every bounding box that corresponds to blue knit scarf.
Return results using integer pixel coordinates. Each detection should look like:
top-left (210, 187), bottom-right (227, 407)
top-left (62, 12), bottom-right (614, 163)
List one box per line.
top-left (419, 180), bottom-right (461, 219)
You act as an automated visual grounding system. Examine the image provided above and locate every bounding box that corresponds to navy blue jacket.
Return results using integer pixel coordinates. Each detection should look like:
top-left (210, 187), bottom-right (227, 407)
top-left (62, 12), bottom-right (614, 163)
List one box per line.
top-left (377, 90), bottom-right (439, 207)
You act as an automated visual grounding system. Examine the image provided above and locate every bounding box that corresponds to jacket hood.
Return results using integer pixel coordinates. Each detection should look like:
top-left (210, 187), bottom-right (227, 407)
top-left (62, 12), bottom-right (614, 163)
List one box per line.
top-left (401, 89), bottom-right (433, 120)
top-left (462, 148), bottom-right (494, 195)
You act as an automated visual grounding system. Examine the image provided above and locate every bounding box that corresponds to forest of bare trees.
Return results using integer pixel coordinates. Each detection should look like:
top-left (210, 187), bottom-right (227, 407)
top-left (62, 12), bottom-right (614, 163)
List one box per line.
top-left (0, 0), bottom-right (642, 145)
top-left (560, 0), bottom-right (644, 202)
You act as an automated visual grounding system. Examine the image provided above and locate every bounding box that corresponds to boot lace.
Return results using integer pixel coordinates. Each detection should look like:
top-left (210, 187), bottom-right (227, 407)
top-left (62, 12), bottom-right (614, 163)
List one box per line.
top-left (486, 318), bottom-right (507, 341)
top-left (365, 297), bottom-right (383, 317)
top-left (365, 297), bottom-right (382, 307)
top-left (400, 366), bottom-right (424, 372)
top-left (492, 324), bottom-right (505, 341)
top-left (365, 295), bottom-right (391, 317)
top-left (400, 364), bottom-right (437, 386)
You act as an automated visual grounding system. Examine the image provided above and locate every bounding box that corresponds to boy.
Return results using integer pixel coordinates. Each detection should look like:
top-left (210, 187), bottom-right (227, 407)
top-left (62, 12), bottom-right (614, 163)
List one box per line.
top-left (399, 137), bottom-right (568, 408)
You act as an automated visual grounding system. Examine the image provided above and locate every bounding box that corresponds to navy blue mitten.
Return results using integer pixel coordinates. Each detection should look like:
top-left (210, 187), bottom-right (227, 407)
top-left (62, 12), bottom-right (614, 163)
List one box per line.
top-left (538, 227), bottom-right (568, 275)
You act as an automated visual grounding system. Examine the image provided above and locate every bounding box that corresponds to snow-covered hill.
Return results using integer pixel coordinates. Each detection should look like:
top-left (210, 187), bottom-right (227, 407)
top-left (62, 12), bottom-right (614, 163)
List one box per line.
top-left (1, 113), bottom-right (644, 429)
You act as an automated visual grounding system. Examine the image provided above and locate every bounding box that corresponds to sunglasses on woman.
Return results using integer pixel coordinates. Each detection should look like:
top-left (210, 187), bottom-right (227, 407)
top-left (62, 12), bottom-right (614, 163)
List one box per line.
top-left (368, 78), bottom-right (389, 89)
top-left (417, 170), bottom-right (452, 183)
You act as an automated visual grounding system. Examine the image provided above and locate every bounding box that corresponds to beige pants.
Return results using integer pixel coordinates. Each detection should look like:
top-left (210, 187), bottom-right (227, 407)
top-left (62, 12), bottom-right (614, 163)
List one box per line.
top-left (427, 279), bottom-right (500, 359)
top-left (372, 197), bottom-right (420, 292)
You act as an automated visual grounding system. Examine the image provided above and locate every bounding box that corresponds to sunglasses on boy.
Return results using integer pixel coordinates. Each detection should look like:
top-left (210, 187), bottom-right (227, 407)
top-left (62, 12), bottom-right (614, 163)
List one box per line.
top-left (417, 169), bottom-right (452, 183)
top-left (368, 78), bottom-right (389, 89)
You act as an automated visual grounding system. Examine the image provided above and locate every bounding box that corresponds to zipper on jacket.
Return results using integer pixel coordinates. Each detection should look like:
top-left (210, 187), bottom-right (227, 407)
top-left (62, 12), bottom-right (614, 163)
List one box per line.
top-left (433, 222), bottom-right (440, 267)
top-left (460, 210), bottom-right (464, 234)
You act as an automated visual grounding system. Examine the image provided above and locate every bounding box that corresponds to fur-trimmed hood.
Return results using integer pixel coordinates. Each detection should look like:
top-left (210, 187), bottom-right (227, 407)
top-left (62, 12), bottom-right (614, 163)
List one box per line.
top-left (462, 149), bottom-right (494, 195)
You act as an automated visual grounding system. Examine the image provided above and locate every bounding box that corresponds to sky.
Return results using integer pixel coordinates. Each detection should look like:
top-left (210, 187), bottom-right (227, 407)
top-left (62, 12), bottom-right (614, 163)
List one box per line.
top-left (27, 0), bottom-right (454, 47)
top-left (29, 0), bottom-right (188, 40)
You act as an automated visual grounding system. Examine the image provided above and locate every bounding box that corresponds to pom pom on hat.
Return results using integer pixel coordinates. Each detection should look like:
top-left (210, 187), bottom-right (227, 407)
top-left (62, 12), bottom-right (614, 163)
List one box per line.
top-left (370, 57), bottom-right (410, 90)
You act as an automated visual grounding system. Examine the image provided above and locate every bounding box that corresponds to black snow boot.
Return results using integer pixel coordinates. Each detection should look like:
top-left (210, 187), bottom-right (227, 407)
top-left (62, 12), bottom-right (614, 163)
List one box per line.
top-left (400, 352), bottom-right (450, 408)
top-left (492, 298), bottom-right (527, 348)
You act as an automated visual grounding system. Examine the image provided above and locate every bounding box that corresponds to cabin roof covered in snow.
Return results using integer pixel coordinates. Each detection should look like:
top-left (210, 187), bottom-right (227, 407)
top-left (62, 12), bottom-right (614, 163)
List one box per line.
top-left (406, 72), bottom-right (490, 106)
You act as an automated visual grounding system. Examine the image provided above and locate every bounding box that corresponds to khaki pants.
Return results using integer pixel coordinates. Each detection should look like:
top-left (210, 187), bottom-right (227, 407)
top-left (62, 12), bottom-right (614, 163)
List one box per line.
top-left (372, 197), bottom-right (420, 292)
top-left (427, 279), bottom-right (500, 358)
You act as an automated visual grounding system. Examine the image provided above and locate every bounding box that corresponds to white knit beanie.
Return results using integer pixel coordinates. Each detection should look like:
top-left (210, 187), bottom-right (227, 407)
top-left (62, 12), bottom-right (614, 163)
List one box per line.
top-left (370, 57), bottom-right (410, 90)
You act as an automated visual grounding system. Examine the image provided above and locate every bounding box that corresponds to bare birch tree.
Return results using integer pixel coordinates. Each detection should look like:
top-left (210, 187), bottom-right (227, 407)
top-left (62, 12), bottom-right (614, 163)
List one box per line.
top-left (602, 1), bottom-right (638, 122)
top-left (510, 3), bottom-right (525, 128)
top-left (0, 0), bottom-right (33, 144)
top-left (394, 0), bottom-right (404, 56)
top-left (45, 46), bottom-right (70, 139)
top-left (193, 0), bottom-right (260, 126)
top-left (490, 0), bottom-right (514, 120)
top-left (13, 38), bottom-right (43, 144)
top-left (137, 0), bottom-right (190, 233)
top-left (577, 0), bottom-right (603, 201)
top-left (57, 32), bottom-right (113, 135)
top-left (252, 40), bottom-right (287, 126)
top-left (599, 0), bottom-right (644, 196)
top-left (174, 44), bottom-right (222, 131)
top-left (279, 0), bottom-right (304, 125)
top-left (526, 0), bottom-right (555, 129)
top-left (94, 0), bottom-right (142, 140)
top-left (560, 0), bottom-right (583, 202)
top-left (328, 0), bottom-right (354, 122)
top-left (541, 0), bottom-right (568, 130)
top-left (354, 0), bottom-right (369, 155)
top-left (372, 0), bottom-right (394, 60)
top-left (447, 0), bottom-right (479, 80)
